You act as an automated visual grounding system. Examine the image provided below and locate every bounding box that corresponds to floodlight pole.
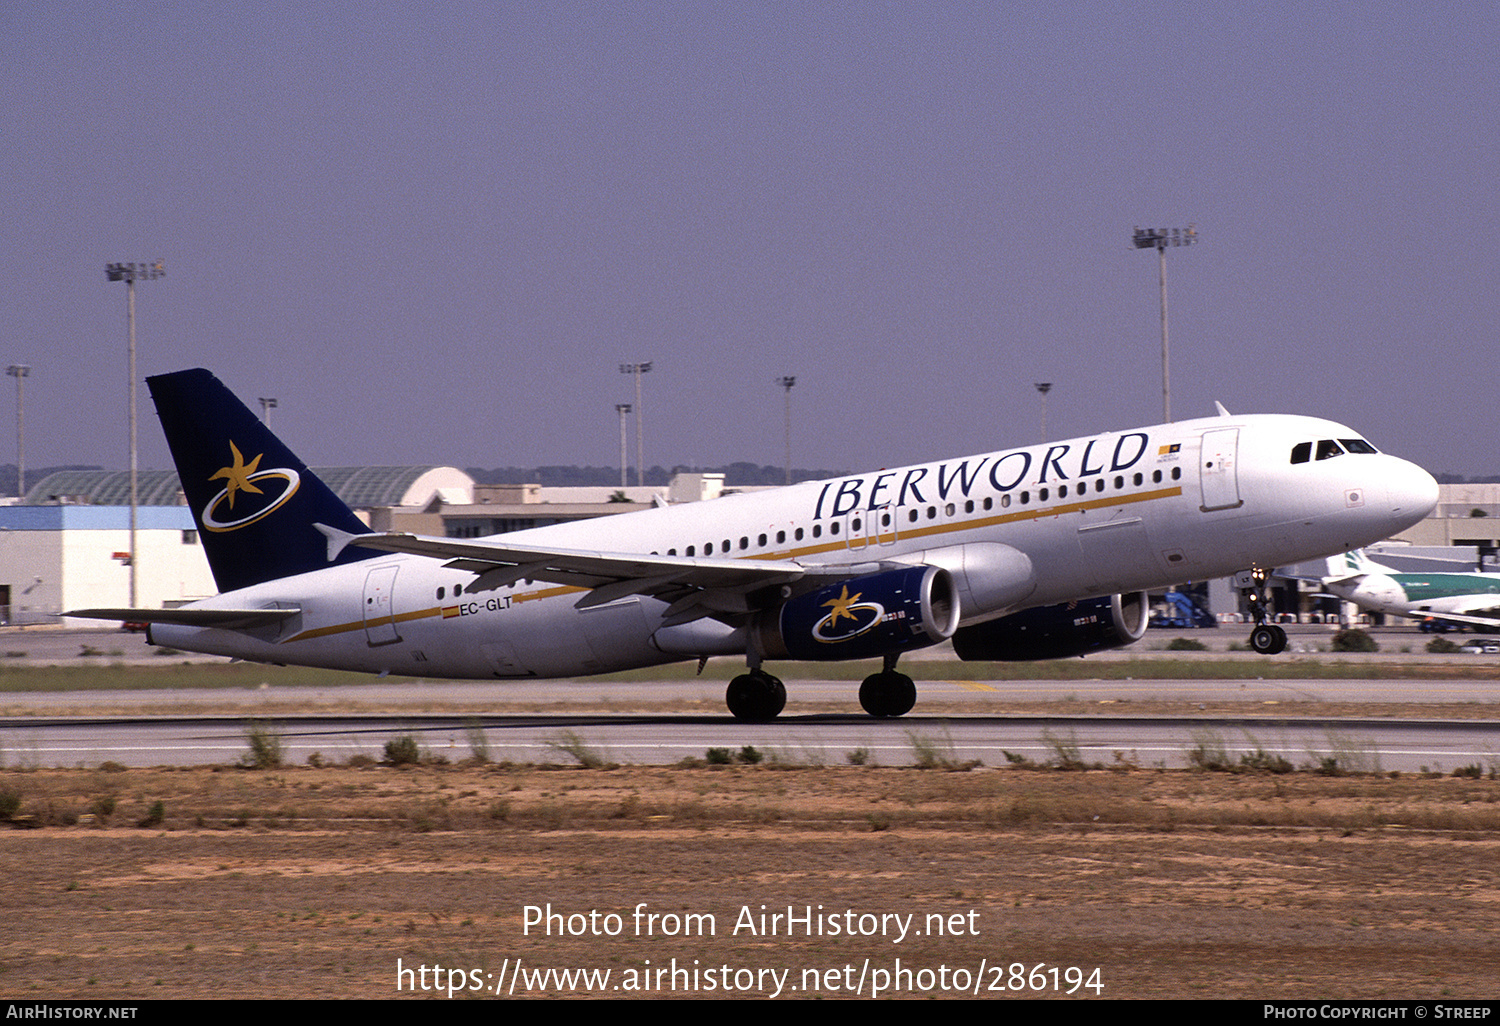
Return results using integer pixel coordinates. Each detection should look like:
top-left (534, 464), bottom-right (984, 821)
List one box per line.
top-left (615, 403), bottom-right (632, 488)
top-left (6, 365), bottom-right (28, 499)
top-left (1033, 382), bottom-right (1052, 442)
top-left (258, 397), bottom-right (278, 424)
top-left (620, 362), bottom-right (651, 488)
top-left (1132, 226), bottom-right (1197, 423)
top-left (106, 260), bottom-right (165, 607)
top-left (776, 376), bottom-right (796, 485)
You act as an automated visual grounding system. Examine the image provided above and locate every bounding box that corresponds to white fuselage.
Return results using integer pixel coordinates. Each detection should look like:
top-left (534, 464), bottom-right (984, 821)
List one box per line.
top-left (152, 412), bottom-right (1438, 678)
top-left (1327, 573), bottom-right (1500, 622)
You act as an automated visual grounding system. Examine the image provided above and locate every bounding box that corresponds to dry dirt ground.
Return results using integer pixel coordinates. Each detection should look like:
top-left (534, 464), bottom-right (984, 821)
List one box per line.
top-left (4, 760), bottom-right (1500, 1000)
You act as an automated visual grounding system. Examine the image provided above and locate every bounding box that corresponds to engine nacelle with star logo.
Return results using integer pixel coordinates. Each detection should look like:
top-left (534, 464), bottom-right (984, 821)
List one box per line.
top-left (754, 565), bottom-right (960, 661)
top-left (950, 592), bottom-right (1149, 661)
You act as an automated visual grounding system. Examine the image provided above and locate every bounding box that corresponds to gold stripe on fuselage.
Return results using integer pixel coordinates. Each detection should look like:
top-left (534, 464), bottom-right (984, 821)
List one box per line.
top-left (281, 485), bottom-right (1184, 645)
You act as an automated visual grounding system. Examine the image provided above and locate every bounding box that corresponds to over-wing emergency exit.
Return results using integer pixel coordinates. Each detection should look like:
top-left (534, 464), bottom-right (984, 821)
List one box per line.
top-left (70, 369), bottom-right (1438, 720)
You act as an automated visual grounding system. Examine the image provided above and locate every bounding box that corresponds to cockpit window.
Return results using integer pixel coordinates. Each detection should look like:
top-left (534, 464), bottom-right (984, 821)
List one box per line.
top-left (1292, 437), bottom-right (1379, 465)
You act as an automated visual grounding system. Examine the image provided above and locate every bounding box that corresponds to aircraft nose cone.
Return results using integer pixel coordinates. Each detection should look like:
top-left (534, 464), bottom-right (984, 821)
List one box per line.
top-left (1386, 458), bottom-right (1439, 523)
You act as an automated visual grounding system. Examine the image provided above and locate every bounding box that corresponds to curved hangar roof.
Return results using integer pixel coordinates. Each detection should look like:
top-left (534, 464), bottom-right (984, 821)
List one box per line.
top-left (23, 466), bottom-right (473, 509)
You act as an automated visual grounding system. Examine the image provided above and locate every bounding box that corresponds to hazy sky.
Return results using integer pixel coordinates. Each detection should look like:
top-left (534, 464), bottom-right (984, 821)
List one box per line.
top-left (3, 2), bottom-right (1495, 479)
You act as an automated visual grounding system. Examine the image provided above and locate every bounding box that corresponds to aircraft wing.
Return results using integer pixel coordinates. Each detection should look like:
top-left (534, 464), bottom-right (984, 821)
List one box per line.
top-left (316, 525), bottom-right (878, 621)
top-left (64, 607), bottom-right (301, 629)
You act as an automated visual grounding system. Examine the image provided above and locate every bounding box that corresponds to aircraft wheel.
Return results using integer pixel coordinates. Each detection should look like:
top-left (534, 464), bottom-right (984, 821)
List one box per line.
top-left (1249, 624), bottom-right (1287, 655)
top-left (726, 671), bottom-right (786, 722)
top-left (859, 671), bottom-right (917, 718)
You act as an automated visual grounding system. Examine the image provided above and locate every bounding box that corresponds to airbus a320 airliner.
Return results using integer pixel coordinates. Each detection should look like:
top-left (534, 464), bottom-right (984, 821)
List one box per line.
top-left (72, 369), bottom-right (1438, 720)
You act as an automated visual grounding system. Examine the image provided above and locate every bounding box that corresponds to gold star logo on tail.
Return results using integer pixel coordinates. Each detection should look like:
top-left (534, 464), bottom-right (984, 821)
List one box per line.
top-left (209, 441), bottom-right (264, 510)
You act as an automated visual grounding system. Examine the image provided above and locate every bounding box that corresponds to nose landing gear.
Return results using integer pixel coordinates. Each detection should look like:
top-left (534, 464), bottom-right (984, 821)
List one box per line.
top-left (1236, 568), bottom-right (1288, 655)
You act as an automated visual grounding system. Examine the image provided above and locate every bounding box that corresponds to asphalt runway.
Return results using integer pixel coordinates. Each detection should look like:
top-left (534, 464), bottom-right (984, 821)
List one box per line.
top-left (4, 680), bottom-right (1499, 772)
top-left (2, 627), bottom-right (1498, 771)
top-left (4, 709), bottom-right (1498, 773)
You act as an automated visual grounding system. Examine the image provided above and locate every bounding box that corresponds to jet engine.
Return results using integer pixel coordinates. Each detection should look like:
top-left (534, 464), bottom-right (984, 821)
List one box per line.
top-left (755, 565), bottom-right (959, 661)
top-left (950, 592), bottom-right (1149, 661)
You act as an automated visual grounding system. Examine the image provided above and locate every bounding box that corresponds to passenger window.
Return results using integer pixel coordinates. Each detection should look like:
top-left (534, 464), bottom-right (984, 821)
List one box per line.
top-left (1291, 442), bottom-right (1312, 464)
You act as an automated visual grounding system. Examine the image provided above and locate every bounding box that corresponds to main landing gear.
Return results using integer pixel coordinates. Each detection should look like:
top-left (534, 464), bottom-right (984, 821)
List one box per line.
top-left (725, 669), bottom-right (786, 722)
top-left (859, 654), bottom-right (917, 718)
top-left (724, 655), bottom-right (919, 721)
top-left (1236, 567), bottom-right (1288, 655)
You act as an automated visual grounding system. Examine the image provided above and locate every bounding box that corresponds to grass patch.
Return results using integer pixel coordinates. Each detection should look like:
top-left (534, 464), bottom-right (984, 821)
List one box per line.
top-left (907, 727), bottom-right (977, 770)
top-left (240, 722), bottom-right (285, 770)
top-left (1331, 629), bottom-right (1379, 653)
top-left (543, 731), bottom-right (609, 769)
top-left (1165, 637), bottom-right (1208, 651)
top-left (382, 735), bottom-right (422, 766)
top-left (1041, 728), bottom-right (1099, 770)
top-left (464, 721), bottom-right (490, 764)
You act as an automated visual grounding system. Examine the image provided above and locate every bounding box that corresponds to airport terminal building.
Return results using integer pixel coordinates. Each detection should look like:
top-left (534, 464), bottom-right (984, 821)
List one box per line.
top-left (0, 467), bottom-right (719, 625)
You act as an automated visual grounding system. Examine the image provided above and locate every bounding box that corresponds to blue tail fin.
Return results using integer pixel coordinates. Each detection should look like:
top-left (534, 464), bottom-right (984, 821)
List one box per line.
top-left (149, 368), bottom-right (377, 593)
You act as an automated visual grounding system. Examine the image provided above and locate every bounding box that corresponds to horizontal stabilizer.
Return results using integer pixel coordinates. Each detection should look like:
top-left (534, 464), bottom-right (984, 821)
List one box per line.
top-left (66, 607), bottom-right (301, 629)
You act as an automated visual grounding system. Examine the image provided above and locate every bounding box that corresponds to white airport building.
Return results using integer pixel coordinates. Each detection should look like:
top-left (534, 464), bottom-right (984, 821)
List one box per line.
top-left (0, 467), bottom-right (732, 625)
